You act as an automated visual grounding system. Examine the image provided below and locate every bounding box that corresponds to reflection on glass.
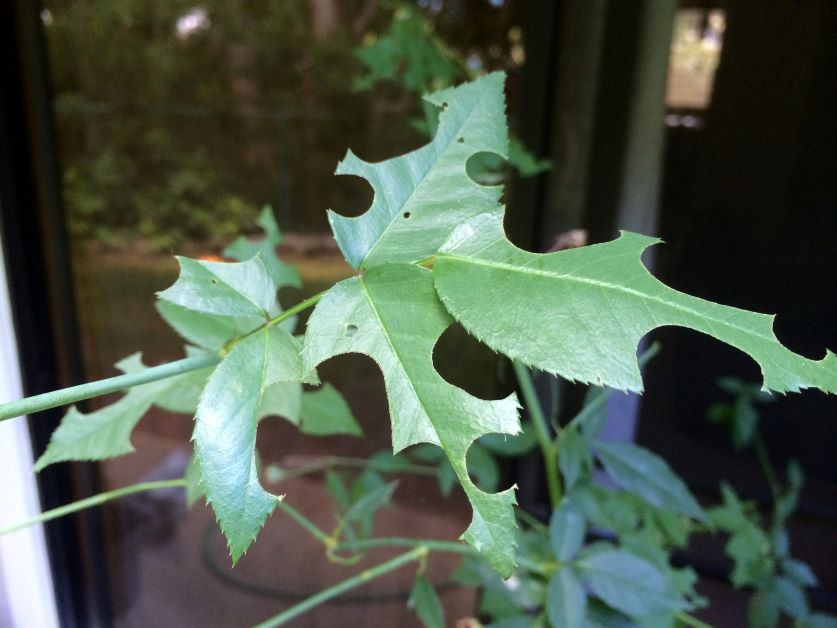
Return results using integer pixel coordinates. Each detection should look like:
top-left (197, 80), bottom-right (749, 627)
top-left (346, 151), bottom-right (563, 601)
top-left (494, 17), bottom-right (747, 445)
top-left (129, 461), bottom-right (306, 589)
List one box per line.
top-left (666, 8), bottom-right (726, 111)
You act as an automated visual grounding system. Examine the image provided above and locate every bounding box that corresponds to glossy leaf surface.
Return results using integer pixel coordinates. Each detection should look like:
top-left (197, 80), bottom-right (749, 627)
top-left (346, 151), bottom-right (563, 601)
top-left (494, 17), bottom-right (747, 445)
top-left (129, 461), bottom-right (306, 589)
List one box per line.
top-left (433, 212), bottom-right (837, 394)
top-left (329, 73), bottom-right (507, 269)
top-left (302, 263), bottom-right (520, 575)
top-left (194, 326), bottom-right (304, 562)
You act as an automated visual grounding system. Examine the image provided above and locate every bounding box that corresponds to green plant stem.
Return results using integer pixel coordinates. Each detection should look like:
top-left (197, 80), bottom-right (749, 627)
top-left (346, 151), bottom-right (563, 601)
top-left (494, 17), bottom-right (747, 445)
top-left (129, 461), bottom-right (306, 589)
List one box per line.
top-left (0, 291), bottom-right (330, 423)
top-left (515, 507), bottom-right (548, 533)
top-left (276, 500), bottom-right (335, 548)
top-left (0, 479), bottom-right (186, 536)
top-left (333, 536), bottom-right (475, 557)
top-left (276, 456), bottom-right (437, 482)
top-left (512, 360), bottom-right (561, 508)
top-left (253, 547), bottom-right (427, 628)
top-left (0, 354), bottom-right (220, 422)
top-left (675, 611), bottom-right (714, 628)
top-left (753, 432), bottom-right (781, 501)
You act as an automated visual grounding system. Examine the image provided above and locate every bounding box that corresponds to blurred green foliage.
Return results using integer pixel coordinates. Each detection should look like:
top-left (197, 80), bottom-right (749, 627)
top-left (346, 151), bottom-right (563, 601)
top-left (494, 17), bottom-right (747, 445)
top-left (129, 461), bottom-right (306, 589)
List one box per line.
top-left (44, 0), bottom-right (529, 250)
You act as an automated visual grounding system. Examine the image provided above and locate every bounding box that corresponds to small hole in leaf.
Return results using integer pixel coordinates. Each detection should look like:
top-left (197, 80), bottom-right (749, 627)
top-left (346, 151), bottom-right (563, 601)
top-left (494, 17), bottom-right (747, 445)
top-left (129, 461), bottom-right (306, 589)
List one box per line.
top-left (457, 137), bottom-right (465, 143)
top-left (345, 324), bottom-right (358, 337)
top-left (210, 279), bottom-right (217, 285)
top-left (442, 102), bottom-right (448, 111)
top-left (403, 212), bottom-right (411, 219)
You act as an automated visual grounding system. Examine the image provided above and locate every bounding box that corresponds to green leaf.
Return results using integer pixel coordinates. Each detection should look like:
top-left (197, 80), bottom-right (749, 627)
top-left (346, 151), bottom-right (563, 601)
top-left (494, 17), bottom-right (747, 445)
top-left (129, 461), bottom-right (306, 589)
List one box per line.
top-left (749, 583), bottom-right (780, 628)
top-left (224, 206), bottom-right (301, 290)
top-left (299, 383), bottom-right (362, 436)
top-left (34, 352), bottom-right (214, 471)
top-left (547, 568), bottom-right (588, 628)
top-left (433, 212), bottom-right (837, 395)
top-left (479, 423), bottom-right (538, 457)
top-left (409, 574), bottom-right (445, 628)
top-left (302, 263), bottom-right (521, 576)
top-left (803, 614), bottom-right (837, 628)
top-left (194, 327), bottom-right (304, 562)
top-left (466, 442), bottom-right (501, 492)
top-left (259, 381), bottom-right (303, 424)
top-left (550, 497), bottom-right (586, 561)
top-left (508, 137), bottom-right (551, 177)
top-left (558, 427), bottom-right (591, 491)
top-left (184, 451), bottom-right (203, 508)
top-left (158, 255), bottom-right (276, 319)
top-left (783, 558), bottom-right (818, 588)
top-left (592, 441), bottom-right (706, 522)
top-left (329, 73), bottom-right (508, 269)
top-left (776, 576), bottom-right (809, 619)
top-left (324, 470), bottom-right (351, 512)
top-left (580, 549), bottom-right (684, 617)
top-left (156, 301), bottom-right (267, 351)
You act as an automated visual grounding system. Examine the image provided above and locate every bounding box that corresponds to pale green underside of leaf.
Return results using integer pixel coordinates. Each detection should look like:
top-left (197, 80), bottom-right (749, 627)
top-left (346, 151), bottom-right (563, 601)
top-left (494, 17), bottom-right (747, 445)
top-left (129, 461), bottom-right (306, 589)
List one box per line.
top-left (434, 213), bottom-right (837, 395)
top-left (34, 353), bottom-right (214, 471)
top-left (329, 72), bottom-right (508, 269)
top-left (157, 255), bottom-right (275, 319)
top-left (302, 263), bottom-right (521, 576)
top-left (592, 441), bottom-right (706, 522)
top-left (547, 568), bottom-right (588, 628)
top-left (194, 326), bottom-right (305, 562)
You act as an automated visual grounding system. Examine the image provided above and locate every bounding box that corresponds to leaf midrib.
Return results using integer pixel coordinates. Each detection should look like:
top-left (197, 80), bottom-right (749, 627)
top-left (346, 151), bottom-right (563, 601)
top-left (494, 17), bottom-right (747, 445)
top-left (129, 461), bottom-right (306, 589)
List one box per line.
top-left (359, 277), bottom-right (442, 449)
top-left (360, 90), bottom-right (492, 268)
top-left (436, 253), bottom-right (776, 345)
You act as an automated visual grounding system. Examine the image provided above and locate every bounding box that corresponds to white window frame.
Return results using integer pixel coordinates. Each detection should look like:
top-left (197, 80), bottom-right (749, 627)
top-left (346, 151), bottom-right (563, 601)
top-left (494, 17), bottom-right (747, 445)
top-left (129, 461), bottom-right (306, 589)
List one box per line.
top-left (0, 235), bottom-right (60, 628)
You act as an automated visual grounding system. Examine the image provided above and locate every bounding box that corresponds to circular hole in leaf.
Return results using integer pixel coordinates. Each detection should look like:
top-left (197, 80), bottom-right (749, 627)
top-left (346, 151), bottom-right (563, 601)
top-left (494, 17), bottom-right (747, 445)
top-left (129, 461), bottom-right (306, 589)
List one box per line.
top-left (403, 212), bottom-right (411, 219)
top-left (457, 137), bottom-right (465, 143)
top-left (210, 279), bottom-right (217, 285)
top-left (466, 151), bottom-right (506, 187)
top-left (345, 324), bottom-right (358, 337)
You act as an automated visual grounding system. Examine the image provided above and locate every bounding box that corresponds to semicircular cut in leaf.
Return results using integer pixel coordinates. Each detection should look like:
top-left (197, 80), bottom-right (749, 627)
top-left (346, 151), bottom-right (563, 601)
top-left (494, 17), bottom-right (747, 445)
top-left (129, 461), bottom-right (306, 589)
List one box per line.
top-left (157, 254), bottom-right (276, 319)
top-left (194, 326), bottom-right (305, 563)
top-left (433, 213), bottom-right (837, 395)
top-left (34, 352), bottom-right (215, 471)
top-left (302, 263), bottom-right (521, 576)
top-left (329, 71), bottom-right (508, 269)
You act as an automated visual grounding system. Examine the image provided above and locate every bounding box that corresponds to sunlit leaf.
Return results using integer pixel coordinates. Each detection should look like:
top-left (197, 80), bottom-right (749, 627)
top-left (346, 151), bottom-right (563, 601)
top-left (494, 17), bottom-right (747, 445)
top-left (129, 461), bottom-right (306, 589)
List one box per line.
top-left (303, 263), bottom-right (520, 576)
top-left (194, 326), bottom-right (304, 562)
top-left (158, 255), bottom-right (276, 319)
top-left (329, 73), bottom-right (507, 269)
top-left (433, 212), bottom-right (837, 395)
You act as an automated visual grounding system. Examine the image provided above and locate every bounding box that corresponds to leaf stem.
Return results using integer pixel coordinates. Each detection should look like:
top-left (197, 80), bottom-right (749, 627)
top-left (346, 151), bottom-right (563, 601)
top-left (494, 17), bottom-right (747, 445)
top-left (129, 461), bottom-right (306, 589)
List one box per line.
top-left (275, 456), bottom-right (437, 482)
top-left (276, 500), bottom-right (335, 548)
top-left (512, 360), bottom-right (561, 508)
top-left (0, 354), bottom-right (220, 422)
top-left (253, 547), bottom-right (427, 628)
top-left (333, 536), bottom-right (475, 556)
top-left (753, 432), bottom-right (781, 502)
top-left (0, 479), bottom-right (186, 536)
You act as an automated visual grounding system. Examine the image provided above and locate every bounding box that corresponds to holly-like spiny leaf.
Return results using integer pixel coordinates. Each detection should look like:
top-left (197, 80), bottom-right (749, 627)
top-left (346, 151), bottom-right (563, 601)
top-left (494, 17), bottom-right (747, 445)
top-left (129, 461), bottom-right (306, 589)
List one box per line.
top-left (34, 352), bottom-right (214, 471)
top-left (194, 326), bottom-right (305, 562)
top-left (329, 72), bottom-right (507, 269)
top-left (302, 263), bottom-right (521, 576)
top-left (433, 212), bottom-right (836, 395)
